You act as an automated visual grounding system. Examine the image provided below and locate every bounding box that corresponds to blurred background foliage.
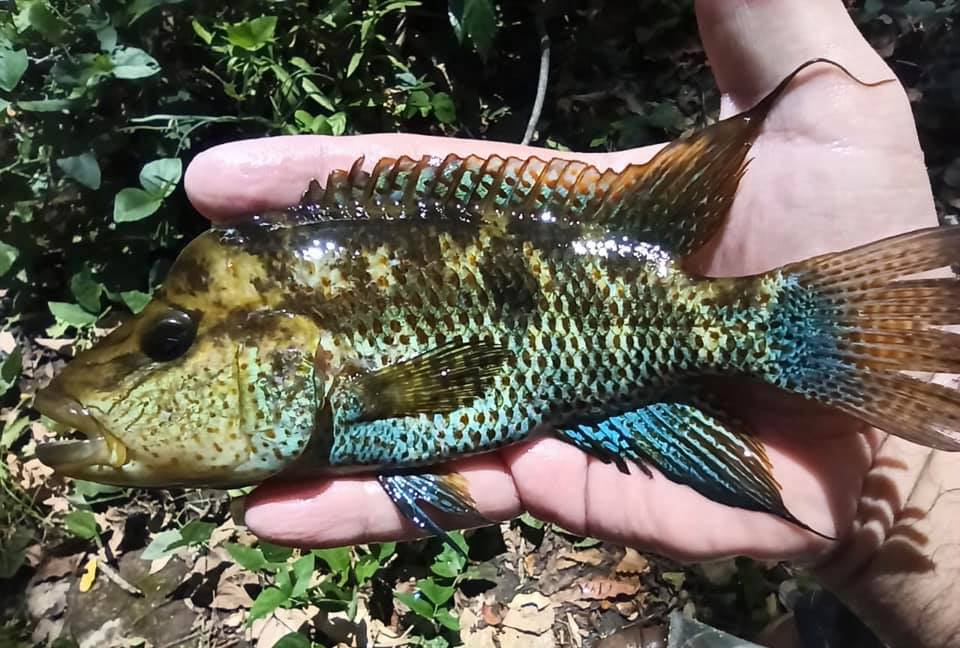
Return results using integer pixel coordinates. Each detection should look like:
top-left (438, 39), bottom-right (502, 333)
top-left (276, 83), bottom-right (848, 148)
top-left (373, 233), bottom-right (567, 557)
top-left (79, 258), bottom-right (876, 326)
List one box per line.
top-left (0, 0), bottom-right (957, 340)
top-left (0, 0), bottom-right (958, 646)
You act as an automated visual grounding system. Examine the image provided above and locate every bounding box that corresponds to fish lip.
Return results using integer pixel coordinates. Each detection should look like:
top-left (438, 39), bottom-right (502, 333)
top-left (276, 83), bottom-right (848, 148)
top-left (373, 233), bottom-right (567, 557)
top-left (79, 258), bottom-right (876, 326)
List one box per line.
top-left (33, 387), bottom-right (127, 469)
top-left (33, 387), bottom-right (103, 440)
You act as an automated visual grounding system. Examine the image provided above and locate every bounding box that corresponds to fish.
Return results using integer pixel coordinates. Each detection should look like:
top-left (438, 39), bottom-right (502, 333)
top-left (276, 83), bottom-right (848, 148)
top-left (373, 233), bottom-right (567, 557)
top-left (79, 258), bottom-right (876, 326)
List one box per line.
top-left (33, 58), bottom-right (960, 552)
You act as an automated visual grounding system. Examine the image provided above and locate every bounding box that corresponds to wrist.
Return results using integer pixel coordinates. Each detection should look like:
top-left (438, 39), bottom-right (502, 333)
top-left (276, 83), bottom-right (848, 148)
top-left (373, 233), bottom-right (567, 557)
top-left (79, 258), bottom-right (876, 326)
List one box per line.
top-left (813, 434), bottom-right (960, 647)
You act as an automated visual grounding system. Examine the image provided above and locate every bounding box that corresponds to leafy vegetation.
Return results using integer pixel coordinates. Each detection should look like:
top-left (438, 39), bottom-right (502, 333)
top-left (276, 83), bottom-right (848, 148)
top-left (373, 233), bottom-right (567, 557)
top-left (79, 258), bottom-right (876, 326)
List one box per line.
top-left (1, 0), bottom-right (958, 646)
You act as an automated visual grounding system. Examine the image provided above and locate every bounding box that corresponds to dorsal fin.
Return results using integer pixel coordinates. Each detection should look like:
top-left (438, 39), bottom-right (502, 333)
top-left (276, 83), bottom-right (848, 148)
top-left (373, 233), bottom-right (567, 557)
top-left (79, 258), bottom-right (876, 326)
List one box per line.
top-left (259, 58), bottom-right (889, 257)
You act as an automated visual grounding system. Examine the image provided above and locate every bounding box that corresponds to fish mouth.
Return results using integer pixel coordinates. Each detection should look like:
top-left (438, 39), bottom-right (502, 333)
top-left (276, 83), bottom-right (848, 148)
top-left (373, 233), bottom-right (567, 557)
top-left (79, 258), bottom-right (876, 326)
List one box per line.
top-left (33, 388), bottom-right (129, 470)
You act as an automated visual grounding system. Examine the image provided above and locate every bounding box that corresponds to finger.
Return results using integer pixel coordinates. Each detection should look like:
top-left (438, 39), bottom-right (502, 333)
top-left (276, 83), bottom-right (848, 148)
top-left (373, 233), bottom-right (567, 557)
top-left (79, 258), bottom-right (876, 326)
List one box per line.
top-left (184, 133), bottom-right (661, 223)
top-left (502, 429), bottom-right (865, 563)
top-left (242, 455), bottom-right (521, 548)
top-left (695, 0), bottom-right (892, 113)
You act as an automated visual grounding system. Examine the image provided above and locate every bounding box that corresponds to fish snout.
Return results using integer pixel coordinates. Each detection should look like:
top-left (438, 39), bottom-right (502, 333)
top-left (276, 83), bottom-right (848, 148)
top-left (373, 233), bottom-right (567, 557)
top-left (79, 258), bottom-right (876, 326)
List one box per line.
top-left (33, 387), bottom-right (128, 470)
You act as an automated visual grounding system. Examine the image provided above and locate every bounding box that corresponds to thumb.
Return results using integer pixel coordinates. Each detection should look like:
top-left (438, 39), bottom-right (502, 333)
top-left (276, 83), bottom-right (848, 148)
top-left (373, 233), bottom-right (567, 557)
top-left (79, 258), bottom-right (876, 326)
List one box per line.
top-left (695, 0), bottom-right (892, 113)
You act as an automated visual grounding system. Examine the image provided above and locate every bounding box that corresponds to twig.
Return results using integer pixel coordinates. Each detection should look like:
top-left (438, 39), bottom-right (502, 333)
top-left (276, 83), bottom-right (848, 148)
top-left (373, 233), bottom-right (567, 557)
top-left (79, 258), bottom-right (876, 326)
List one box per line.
top-left (521, 9), bottom-right (551, 146)
top-left (98, 559), bottom-right (145, 597)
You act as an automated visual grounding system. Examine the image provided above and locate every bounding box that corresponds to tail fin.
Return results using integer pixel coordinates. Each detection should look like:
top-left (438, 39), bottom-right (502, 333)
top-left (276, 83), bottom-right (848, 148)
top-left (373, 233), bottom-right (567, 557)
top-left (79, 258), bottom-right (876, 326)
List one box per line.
top-left (770, 226), bottom-right (960, 451)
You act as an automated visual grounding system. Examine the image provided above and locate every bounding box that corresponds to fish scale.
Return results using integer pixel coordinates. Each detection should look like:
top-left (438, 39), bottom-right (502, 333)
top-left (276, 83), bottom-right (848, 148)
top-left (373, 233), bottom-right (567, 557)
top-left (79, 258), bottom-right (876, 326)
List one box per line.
top-left (32, 59), bottom-right (960, 553)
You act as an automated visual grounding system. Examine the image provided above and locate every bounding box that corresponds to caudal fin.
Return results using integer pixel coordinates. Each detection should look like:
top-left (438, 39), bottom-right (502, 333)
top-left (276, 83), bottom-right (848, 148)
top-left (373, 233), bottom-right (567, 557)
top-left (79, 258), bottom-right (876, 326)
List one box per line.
top-left (772, 226), bottom-right (960, 451)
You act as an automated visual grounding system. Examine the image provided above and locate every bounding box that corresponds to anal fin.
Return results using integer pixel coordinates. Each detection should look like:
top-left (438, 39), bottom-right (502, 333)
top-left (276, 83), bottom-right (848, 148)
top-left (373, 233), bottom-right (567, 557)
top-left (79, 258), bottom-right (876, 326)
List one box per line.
top-left (379, 472), bottom-right (491, 556)
top-left (559, 403), bottom-right (832, 539)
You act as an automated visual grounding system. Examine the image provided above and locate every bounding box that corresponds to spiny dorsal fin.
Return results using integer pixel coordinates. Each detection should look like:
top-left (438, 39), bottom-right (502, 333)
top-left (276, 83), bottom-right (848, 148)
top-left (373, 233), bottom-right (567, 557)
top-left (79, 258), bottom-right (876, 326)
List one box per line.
top-left (269, 59), bottom-right (889, 257)
top-left (332, 339), bottom-right (509, 422)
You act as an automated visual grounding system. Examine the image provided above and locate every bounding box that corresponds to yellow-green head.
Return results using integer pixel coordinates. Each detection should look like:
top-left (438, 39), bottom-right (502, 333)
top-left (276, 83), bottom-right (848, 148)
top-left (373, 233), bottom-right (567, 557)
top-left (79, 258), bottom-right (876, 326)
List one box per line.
top-left (34, 231), bottom-right (322, 487)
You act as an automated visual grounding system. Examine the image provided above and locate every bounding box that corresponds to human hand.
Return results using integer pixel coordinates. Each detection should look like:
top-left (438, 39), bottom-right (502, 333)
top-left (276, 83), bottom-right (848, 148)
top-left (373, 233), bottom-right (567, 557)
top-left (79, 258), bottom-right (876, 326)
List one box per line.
top-left (185, 0), bottom-right (960, 644)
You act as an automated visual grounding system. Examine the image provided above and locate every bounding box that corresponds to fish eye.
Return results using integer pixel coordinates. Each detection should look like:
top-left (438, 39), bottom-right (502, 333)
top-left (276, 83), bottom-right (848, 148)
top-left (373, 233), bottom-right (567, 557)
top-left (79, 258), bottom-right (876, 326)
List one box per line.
top-left (141, 309), bottom-right (197, 362)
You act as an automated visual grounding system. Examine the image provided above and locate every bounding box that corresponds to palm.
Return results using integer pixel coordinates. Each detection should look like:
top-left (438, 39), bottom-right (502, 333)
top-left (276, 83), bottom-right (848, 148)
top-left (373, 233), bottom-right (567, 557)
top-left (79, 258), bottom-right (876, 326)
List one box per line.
top-left (184, 1), bottom-right (938, 561)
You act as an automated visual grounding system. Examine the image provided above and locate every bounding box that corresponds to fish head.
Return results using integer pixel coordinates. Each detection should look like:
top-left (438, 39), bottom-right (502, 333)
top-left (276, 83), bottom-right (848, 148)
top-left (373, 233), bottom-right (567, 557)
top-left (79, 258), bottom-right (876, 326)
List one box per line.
top-left (34, 231), bottom-right (322, 487)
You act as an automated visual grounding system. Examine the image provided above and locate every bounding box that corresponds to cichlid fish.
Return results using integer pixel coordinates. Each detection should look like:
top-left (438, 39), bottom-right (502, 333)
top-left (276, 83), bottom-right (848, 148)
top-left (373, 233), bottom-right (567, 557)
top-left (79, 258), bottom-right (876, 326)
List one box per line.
top-left (33, 59), bottom-right (960, 550)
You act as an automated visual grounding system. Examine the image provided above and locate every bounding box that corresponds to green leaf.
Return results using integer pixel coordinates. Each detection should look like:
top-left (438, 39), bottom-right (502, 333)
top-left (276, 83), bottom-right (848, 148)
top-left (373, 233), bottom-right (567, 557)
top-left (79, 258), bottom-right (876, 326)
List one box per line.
top-left (110, 47), bottom-right (160, 79)
top-left (139, 158), bottom-right (182, 198)
top-left (313, 547), bottom-right (350, 574)
top-left (394, 591), bottom-right (434, 619)
top-left (430, 560), bottom-right (459, 579)
top-left (346, 51), bottom-right (363, 78)
top-left (16, 98), bottom-right (73, 112)
top-left (49, 302), bottom-right (97, 327)
top-left (192, 19), bottom-right (213, 45)
top-left (64, 510), bottom-right (99, 540)
top-left (114, 188), bottom-right (162, 222)
top-left (249, 586), bottom-right (289, 623)
top-left (260, 541), bottom-right (294, 563)
top-left (57, 152), bottom-right (101, 190)
top-left (417, 577), bottom-right (455, 606)
top-left (24, 2), bottom-right (69, 44)
top-left (431, 92), bottom-right (456, 124)
top-left (434, 607), bottom-right (460, 631)
top-left (96, 26), bottom-right (117, 51)
top-left (1, 416), bottom-right (31, 449)
top-left (449, 0), bottom-right (496, 56)
top-left (0, 346), bottom-right (22, 396)
top-left (179, 520), bottom-right (215, 545)
top-left (354, 555), bottom-right (380, 582)
top-left (52, 53), bottom-right (114, 88)
top-left (431, 531), bottom-right (468, 575)
top-left (406, 90), bottom-right (431, 117)
top-left (225, 16), bottom-right (278, 51)
top-left (290, 553), bottom-right (315, 598)
top-left (645, 102), bottom-right (683, 131)
top-left (375, 542), bottom-right (396, 561)
top-left (0, 48), bottom-right (28, 91)
top-left (140, 529), bottom-right (185, 560)
top-left (273, 633), bottom-right (312, 648)
top-left (0, 241), bottom-right (18, 277)
top-left (120, 290), bottom-right (151, 314)
top-left (71, 480), bottom-right (122, 501)
top-left (69, 267), bottom-right (102, 313)
top-left (275, 564), bottom-right (293, 595)
top-left (0, 527), bottom-right (33, 579)
top-left (127, 0), bottom-right (186, 24)
top-left (226, 543), bottom-right (268, 572)
top-left (327, 112), bottom-right (347, 136)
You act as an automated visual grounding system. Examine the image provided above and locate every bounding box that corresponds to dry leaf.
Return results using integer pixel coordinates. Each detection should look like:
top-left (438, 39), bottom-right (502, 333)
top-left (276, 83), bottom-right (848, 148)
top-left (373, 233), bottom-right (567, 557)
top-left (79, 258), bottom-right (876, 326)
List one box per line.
top-left (566, 612), bottom-right (584, 648)
top-left (26, 579), bottom-right (70, 618)
top-left (615, 549), bottom-right (649, 576)
top-left (579, 576), bottom-right (641, 601)
top-left (502, 592), bottom-right (555, 635)
top-left (555, 548), bottom-right (605, 570)
top-left (0, 331), bottom-right (15, 353)
top-left (13, 457), bottom-right (54, 491)
top-left (480, 603), bottom-right (505, 626)
top-left (365, 618), bottom-right (412, 647)
top-left (464, 627), bottom-right (498, 648)
top-left (548, 587), bottom-right (595, 609)
top-left (210, 563), bottom-right (256, 610)
top-left (42, 493), bottom-right (70, 514)
top-left (35, 337), bottom-right (75, 351)
top-left (79, 557), bottom-right (98, 592)
top-left (249, 605), bottom-right (316, 648)
top-left (209, 518), bottom-right (237, 547)
top-left (499, 627), bottom-right (558, 648)
top-left (36, 553), bottom-right (81, 580)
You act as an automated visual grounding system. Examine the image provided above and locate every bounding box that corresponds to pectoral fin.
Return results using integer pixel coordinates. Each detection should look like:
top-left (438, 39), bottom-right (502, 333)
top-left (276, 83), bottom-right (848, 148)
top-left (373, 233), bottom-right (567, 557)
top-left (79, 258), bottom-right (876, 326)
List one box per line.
top-left (379, 472), bottom-right (490, 556)
top-left (334, 340), bottom-right (508, 423)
